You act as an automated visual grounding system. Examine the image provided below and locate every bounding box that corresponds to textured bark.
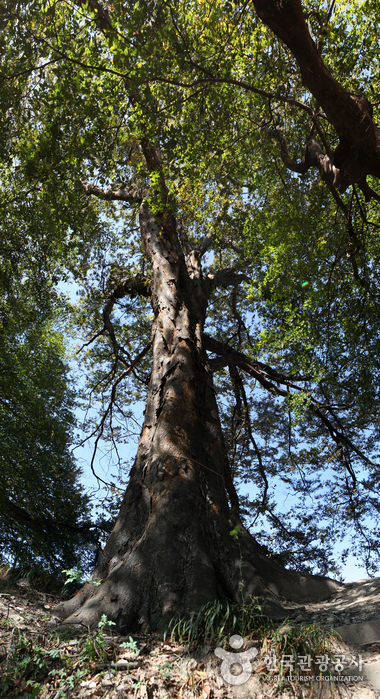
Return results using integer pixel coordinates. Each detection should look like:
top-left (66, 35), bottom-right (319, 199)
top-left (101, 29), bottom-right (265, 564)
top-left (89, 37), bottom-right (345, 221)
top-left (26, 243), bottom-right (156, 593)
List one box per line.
top-left (55, 202), bottom-right (341, 632)
top-left (253, 0), bottom-right (380, 192)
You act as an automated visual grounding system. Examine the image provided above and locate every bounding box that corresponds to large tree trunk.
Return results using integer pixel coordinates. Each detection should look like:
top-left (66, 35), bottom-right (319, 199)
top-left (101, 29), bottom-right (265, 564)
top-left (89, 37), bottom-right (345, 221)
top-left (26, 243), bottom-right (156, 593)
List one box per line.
top-left (55, 202), bottom-right (341, 632)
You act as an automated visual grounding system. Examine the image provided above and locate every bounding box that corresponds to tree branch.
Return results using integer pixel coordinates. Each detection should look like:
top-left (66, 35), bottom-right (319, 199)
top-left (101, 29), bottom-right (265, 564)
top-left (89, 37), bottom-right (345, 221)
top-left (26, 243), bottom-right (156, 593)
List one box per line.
top-left (108, 276), bottom-right (152, 300)
top-left (228, 363), bottom-right (269, 511)
top-left (357, 177), bottom-right (380, 203)
top-left (198, 231), bottom-right (213, 257)
top-left (87, 341), bottom-right (152, 483)
top-left (82, 181), bottom-right (146, 203)
top-left (272, 130), bottom-right (341, 189)
top-left (206, 267), bottom-right (250, 295)
top-left (77, 276), bottom-right (151, 355)
top-left (253, 0), bottom-right (380, 190)
top-left (102, 277), bottom-right (151, 358)
top-left (76, 0), bottom-right (111, 30)
top-left (204, 334), bottom-right (311, 385)
top-left (2, 497), bottom-right (96, 538)
top-left (205, 334), bottom-right (379, 470)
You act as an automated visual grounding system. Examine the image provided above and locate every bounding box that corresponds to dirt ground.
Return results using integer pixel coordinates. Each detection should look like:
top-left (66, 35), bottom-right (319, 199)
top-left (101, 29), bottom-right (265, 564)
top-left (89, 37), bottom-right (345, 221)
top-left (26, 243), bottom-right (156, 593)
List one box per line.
top-left (2, 573), bottom-right (380, 699)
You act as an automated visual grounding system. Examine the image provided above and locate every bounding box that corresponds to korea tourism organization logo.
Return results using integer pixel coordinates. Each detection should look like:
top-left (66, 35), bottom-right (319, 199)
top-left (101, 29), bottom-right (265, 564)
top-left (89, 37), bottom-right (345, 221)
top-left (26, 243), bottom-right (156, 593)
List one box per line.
top-left (214, 634), bottom-right (259, 685)
top-left (214, 635), bottom-right (364, 686)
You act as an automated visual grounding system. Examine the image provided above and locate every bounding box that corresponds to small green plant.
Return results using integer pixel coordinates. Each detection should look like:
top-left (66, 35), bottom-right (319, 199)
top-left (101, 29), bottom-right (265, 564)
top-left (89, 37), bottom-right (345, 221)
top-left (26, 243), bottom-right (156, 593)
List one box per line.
top-left (48, 665), bottom-right (88, 698)
top-left (131, 680), bottom-right (146, 691)
top-left (229, 525), bottom-right (240, 541)
top-left (120, 636), bottom-right (139, 654)
top-left (25, 681), bottom-right (42, 699)
top-left (79, 614), bottom-right (116, 663)
top-left (63, 568), bottom-right (102, 588)
top-left (49, 667), bottom-right (71, 697)
top-left (159, 661), bottom-right (174, 680)
top-left (98, 613), bottom-right (116, 633)
top-left (62, 568), bottom-right (83, 585)
top-left (0, 629), bottom-right (49, 698)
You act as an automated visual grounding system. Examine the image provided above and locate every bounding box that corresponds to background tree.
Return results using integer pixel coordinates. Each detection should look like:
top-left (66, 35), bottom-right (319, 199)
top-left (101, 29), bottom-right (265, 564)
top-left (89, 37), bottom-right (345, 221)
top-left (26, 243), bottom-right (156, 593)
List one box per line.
top-left (0, 146), bottom-right (103, 575)
top-left (1, 0), bottom-right (380, 628)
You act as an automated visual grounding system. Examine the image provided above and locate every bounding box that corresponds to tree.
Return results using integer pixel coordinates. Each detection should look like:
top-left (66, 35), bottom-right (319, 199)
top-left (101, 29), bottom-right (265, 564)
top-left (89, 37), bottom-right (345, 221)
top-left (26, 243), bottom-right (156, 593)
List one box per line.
top-left (2, 0), bottom-right (380, 630)
top-left (0, 152), bottom-right (97, 575)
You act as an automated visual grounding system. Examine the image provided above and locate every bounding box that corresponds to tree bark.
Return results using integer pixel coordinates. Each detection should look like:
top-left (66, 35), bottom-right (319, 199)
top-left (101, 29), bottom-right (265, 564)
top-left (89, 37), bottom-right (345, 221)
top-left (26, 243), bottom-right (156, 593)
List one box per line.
top-left (55, 201), bottom-right (341, 632)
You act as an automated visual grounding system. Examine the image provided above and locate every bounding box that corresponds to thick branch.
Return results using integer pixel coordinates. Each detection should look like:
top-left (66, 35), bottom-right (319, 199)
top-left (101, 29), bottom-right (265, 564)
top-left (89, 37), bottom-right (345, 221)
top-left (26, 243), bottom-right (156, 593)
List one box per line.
top-left (274, 130), bottom-right (341, 189)
top-left (253, 0), bottom-right (380, 191)
top-left (3, 497), bottom-right (95, 538)
top-left (82, 181), bottom-right (146, 203)
top-left (108, 276), bottom-right (152, 300)
top-left (357, 177), bottom-right (380, 203)
top-left (206, 267), bottom-right (250, 295)
top-left (204, 334), bottom-right (310, 385)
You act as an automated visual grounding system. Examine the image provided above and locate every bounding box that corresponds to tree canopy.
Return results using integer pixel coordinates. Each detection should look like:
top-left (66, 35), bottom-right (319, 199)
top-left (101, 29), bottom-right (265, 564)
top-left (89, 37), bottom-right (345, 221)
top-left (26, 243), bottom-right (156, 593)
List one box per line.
top-left (2, 0), bottom-right (380, 624)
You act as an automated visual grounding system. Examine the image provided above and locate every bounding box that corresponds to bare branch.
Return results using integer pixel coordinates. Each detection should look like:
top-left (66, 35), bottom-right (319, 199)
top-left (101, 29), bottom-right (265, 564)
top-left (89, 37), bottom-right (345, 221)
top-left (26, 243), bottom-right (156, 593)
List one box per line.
top-left (204, 334), bottom-right (311, 385)
top-left (228, 363), bottom-right (269, 511)
top-left (79, 342), bottom-right (151, 484)
top-left (77, 276), bottom-right (151, 356)
top-left (205, 334), bottom-right (379, 470)
top-left (102, 276), bottom-right (152, 358)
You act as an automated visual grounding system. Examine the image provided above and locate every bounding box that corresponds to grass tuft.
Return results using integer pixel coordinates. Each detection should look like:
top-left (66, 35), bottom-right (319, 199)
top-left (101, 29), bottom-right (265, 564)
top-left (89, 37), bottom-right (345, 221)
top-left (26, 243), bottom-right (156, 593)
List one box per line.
top-left (165, 597), bottom-right (271, 647)
top-left (165, 598), bottom-right (339, 681)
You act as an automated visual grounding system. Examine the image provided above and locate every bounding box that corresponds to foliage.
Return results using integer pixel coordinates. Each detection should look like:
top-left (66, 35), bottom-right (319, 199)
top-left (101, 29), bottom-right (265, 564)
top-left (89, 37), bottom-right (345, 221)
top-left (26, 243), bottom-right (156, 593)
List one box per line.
top-left (0, 128), bottom-right (97, 574)
top-left (119, 637), bottom-right (139, 654)
top-left (61, 567), bottom-right (101, 595)
top-left (0, 289), bottom-right (95, 573)
top-left (79, 615), bottom-right (117, 663)
top-left (166, 598), bottom-right (271, 647)
top-left (0, 615), bottom-right (116, 698)
top-left (166, 597), bottom-right (338, 681)
top-left (0, 581), bottom-right (348, 698)
top-left (262, 621), bottom-right (338, 678)
top-left (1, 0), bottom-right (380, 577)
